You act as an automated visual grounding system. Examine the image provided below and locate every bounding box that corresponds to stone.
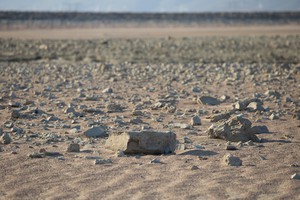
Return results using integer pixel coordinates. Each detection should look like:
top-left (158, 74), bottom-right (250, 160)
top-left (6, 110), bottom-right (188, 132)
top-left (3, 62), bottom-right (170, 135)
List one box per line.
top-left (251, 125), bottom-right (269, 134)
top-left (191, 86), bottom-right (201, 93)
top-left (28, 152), bottom-right (45, 158)
top-left (191, 115), bottom-right (201, 126)
top-left (84, 126), bottom-right (107, 138)
top-left (210, 112), bottom-right (231, 122)
top-left (102, 87), bottom-right (113, 93)
top-left (233, 98), bottom-right (261, 111)
top-left (47, 115), bottom-right (59, 121)
top-left (105, 130), bottom-right (176, 154)
top-left (190, 165), bottom-right (200, 170)
top-left (223, 154), bottom-right (242, 166)
top-left (115, 150), bottom-right (125, 157)
top-left (11, 110), bottom-right (21, 118)
top-left (269, 113), bottom-right (279, 120)
top-left (291, 173), bottom-right (300, 180)
top-left (225, 145), bottom-right (238, 151)
top-left (197, 96), bottom-right (220, 106)
top-left (67, 143), bottom-right (80, 152)
top-left (150, 158), bottom-right (161, 164)
top-left (95, 158), bottom-right (113, 165)
top-left (64, 107), bottom-right (76, 114)
top-left (207, 115), bottom-right (259, 142)
top-left (106, 103), bottom-right (124, 113)
top-left (246, 102), bottom-right (265, 112)
top-left (0, 133), bottom-right (11, 144)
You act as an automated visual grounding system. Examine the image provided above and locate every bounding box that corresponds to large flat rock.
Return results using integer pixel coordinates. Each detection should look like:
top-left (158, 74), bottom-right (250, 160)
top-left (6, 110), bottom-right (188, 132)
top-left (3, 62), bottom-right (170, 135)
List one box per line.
top-left (105, 130), bottom-right (177, 155)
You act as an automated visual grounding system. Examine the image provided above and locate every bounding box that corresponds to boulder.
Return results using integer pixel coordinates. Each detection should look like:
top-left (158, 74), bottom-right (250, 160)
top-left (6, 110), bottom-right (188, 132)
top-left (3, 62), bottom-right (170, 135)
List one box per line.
top-left (84, 126), bottom-right (107, 138)
top-left (105, 130), bottom-right (176, 154)
top-left (207, 115), bottom-right (260, 142)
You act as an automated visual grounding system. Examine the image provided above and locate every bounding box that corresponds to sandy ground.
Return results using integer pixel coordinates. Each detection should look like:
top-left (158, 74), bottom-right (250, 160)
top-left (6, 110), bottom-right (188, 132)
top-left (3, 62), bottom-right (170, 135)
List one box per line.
top-left (0, 25), bottom-right (299, 39)
top-left (0, 25), bottom-right (300, 200)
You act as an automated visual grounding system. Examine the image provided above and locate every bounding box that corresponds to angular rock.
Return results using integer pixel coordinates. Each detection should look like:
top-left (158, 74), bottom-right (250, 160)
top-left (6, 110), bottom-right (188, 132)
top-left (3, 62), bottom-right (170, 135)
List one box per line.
top-left (105, 130), bottom-right (176, 154)
top-left (191, 115), bottom-right (201, 126)
top-left (207, 115), bottom-right (259, 142)
top-left (106, 103), bottom-right (124, 113)
top-left (246, 102), bottom-right (265, 112)
top-left (197, 96), bottom-right (220, 106)
top-left (233, 98), bottom-right (261, 111)
top-left (1, 133), bottom-right (11, 144)
top-left (223, 154), bottom-right (242, 166)
top-left (67, 143), bottom-right (80, 152)
top-left (84, 126), bottom-right (107, 138)
top-left (291, 173), bottom-right (300, 180)
top-left (11, 110), bottom-right (21, 119)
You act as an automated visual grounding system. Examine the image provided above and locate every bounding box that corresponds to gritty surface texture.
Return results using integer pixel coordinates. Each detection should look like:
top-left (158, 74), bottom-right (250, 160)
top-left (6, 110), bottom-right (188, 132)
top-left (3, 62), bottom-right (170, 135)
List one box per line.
top-left (0, 25), bottom-right (300, 200)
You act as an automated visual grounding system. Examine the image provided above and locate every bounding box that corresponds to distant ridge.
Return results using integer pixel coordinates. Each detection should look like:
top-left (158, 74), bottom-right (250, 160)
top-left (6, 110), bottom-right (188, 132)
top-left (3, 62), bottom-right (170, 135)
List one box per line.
top-left (1, 11), bottom-right (299, 29)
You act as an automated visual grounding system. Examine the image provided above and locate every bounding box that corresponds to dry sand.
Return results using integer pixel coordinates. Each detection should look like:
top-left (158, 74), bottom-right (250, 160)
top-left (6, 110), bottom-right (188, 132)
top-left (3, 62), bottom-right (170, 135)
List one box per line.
top-left (0, 25), bottom-right (300, 200)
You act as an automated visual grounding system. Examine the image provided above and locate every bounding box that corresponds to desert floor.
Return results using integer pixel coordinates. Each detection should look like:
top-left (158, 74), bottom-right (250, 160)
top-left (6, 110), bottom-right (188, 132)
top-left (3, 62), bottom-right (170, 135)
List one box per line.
top-left (0, 25), bottom-right (300, 200)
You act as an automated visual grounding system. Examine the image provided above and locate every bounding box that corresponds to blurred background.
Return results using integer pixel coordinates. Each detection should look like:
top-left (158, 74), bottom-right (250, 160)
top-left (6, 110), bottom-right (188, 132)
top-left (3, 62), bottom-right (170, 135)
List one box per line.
top-left (0, 0), bottom-right (300, 12)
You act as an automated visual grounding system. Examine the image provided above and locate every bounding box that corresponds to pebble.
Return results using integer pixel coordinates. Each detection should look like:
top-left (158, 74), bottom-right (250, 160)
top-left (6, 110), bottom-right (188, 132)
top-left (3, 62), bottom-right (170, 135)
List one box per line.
top-left (225, 145), bottom-right (238, 151)
top-left (197, 96), bottom-right (220, 106)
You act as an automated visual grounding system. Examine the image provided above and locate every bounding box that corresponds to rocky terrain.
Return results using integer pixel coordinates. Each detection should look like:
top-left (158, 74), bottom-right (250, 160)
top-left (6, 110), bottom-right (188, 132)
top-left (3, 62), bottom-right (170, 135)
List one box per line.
top-left (0, 28), bottom-right (300, 199)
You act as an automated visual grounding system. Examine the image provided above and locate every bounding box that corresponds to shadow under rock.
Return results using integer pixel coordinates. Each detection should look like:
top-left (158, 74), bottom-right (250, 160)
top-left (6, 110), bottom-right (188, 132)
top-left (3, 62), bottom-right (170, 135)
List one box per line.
top-left (178, 150), bottom-right (218, 157)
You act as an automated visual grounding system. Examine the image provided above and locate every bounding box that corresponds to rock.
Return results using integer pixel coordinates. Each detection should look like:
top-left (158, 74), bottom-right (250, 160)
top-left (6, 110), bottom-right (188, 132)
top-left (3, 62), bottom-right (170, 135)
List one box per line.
top-left (95, 158), bottom-right (113, 165)
top-left (0, 133), bottom-right (11, 144)
top-left (183, 137), bottom-right (193, 144)
top-left (269, 113), bottom-right (279, 120)
top-left (265, 90), bottom-right (281, 99)
top-left (67, 143), bottom-right (80, 152)
top-left (102, 87), bottom-right (113, 93)
top-left (291, 173), bottom-right (300, 180)
top-left (191, 86), bottom-right (201, 93)
top-left (251, 125), bottom-right (269, 134)
top-left (210, 112), bottom-right (231, 122)
top-left (11, 110), bottom-right (21, 118)
top-left (225, 145), bottom-right (238, 151)
top-left (197, 96), bottom-right (220, 106)
top-left (84, 126), bottom-right (107, 138)
top-left (246, 102), bottom-right (265, 112)
top-left (223, 154), bottom-right (242, 166)
top-left (28, 152), bottom-right (45, 158)
top-left (106, 103), bottom-right (124, 113)
top-left (47, 115), bottom-right (59, 121)
top-left (115, 150), bottom-right (125, 157)
top-left (207, 115), bottom-right (259, 142)
top-left (150, 158), bottom-right (161, 164)
top-left (190, 165), bottom-right (200, 170)
top-left (105, 130), bottom-right (176, 154)
top-left (233, 98), bottom-right (261, 111)
top-left (64, 107), bottom-right (76, 114)
top-left (191, 115), bottom-right (201, 126)
top-left (130, 118), bottom-right (143, 124)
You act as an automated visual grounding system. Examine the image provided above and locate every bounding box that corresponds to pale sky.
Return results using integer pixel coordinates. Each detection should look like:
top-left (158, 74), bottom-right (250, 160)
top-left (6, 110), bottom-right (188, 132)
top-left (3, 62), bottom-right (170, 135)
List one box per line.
top-left (0, 0), bottom-right (299, 12)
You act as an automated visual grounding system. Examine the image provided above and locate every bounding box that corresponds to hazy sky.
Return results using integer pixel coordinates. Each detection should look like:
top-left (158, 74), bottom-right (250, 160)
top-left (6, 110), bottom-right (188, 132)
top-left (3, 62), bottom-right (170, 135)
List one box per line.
top-left (0, 0), bottom-right (300, 12)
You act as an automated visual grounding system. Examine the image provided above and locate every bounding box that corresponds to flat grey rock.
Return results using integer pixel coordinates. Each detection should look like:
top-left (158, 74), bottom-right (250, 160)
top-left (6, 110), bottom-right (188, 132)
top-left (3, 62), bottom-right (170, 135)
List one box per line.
top-left (197, 96), bottom-right (220, 106)
top-left (84, 126), bottom-right (107, 138)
